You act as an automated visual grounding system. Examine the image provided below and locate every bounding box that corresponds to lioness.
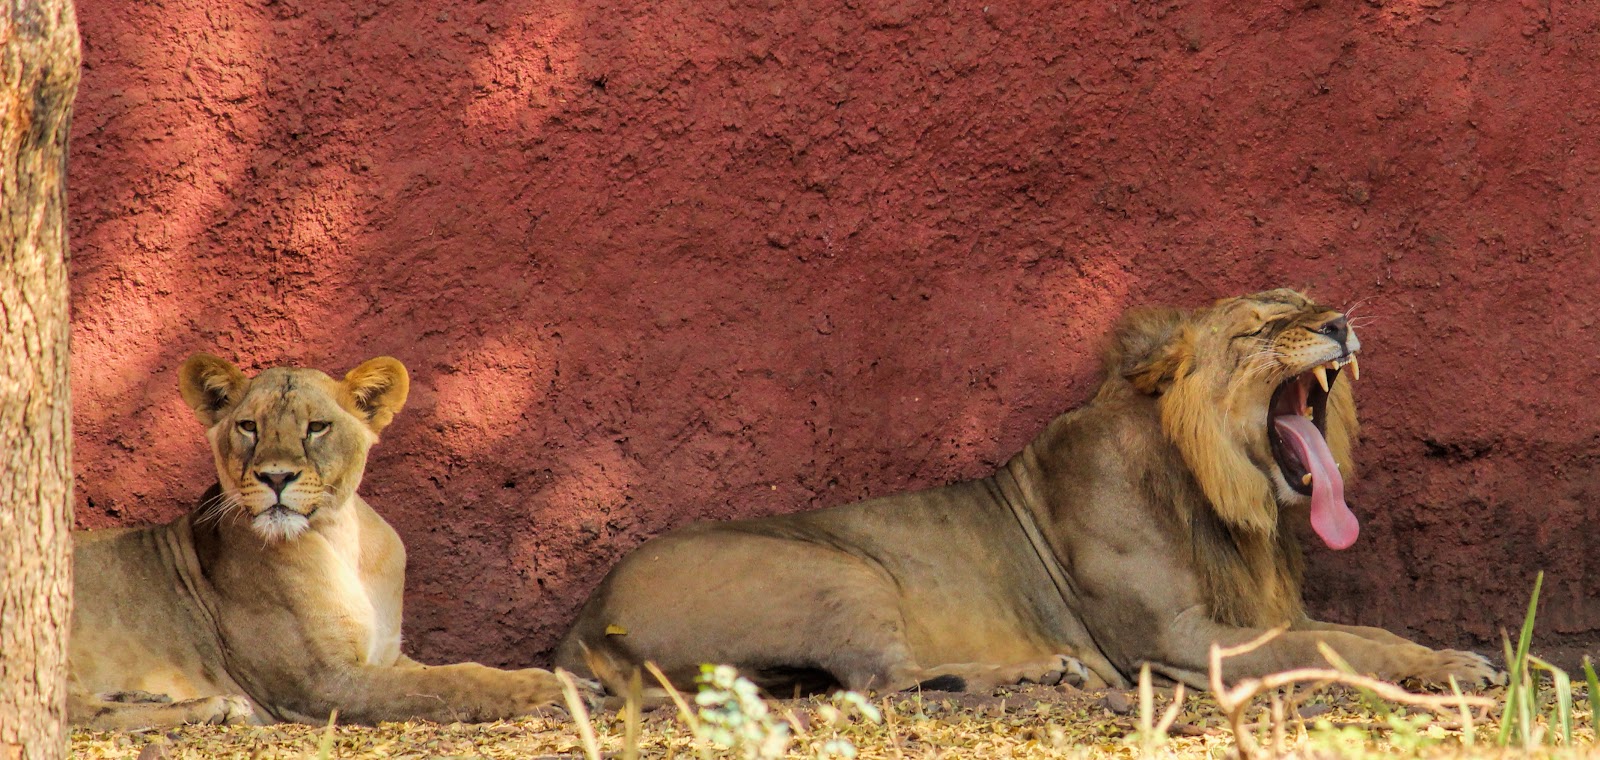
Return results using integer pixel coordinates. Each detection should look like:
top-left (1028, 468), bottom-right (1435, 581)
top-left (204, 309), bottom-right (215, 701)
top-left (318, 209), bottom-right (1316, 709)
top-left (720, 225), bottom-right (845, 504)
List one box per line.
top-left (70, 355), bottom-right (587, 730)
top-left (558, 289), bottom-right (1500, 693)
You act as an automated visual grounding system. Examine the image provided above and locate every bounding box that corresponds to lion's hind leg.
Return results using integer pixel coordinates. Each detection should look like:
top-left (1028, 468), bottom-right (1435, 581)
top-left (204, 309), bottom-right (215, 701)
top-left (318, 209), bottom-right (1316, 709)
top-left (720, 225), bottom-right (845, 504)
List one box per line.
top-left (69, 688), bottom-right (255, 731)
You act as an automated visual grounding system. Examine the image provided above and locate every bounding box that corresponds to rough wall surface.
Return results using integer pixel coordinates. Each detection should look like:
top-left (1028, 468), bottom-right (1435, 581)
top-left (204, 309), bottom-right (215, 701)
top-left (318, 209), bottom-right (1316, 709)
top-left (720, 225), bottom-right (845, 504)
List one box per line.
top-left (69, 0), bottom-right (1599, 667)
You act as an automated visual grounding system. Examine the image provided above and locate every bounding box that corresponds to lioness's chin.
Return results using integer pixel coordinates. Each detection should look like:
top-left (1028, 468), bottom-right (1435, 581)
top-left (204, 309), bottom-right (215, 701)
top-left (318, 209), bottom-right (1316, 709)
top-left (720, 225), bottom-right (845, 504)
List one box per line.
top-left (251, 506), bottom-right (313, 542)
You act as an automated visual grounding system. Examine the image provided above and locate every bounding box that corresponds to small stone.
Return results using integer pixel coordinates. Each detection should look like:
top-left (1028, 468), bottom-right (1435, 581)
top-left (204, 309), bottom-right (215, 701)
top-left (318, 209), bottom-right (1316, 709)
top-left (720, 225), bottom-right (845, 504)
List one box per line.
top-left (1298, 702), bottom-right (1333, 719)
top-left (1101, 691), bottom-right (1132, 715)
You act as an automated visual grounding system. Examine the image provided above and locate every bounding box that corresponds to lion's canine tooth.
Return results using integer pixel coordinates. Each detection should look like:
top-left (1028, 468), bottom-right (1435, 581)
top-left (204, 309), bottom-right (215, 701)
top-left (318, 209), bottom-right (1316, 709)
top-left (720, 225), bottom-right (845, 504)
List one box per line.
top-left (1349, 355), bottom-right (1360, 381)
top-left (1301, 473), bottom-right (1313, 486)
top-left (1312, 365), bottom-right (1330, 392)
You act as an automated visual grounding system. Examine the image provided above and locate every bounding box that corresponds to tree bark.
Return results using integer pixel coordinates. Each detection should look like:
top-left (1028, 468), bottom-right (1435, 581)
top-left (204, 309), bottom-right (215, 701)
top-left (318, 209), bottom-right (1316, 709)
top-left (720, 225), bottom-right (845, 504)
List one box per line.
top-left (0, 0), bottom-right (80, 758)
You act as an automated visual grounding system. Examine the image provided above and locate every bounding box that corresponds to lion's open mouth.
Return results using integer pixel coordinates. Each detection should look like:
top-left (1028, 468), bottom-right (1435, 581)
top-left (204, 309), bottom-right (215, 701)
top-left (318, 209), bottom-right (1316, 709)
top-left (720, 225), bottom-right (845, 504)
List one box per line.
top-left (1269, 369), bottom-right (1335, 492)
top-left (1268, 355), bottom-right (1359, 550)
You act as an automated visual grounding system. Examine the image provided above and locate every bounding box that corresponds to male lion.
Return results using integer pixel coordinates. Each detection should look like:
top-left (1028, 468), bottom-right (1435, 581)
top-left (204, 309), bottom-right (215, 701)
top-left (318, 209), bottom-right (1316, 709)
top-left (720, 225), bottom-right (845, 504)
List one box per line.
top-left (69, 354), bottom-right (589, 730)
top-left (557, 289), bottom-right (1500, 694)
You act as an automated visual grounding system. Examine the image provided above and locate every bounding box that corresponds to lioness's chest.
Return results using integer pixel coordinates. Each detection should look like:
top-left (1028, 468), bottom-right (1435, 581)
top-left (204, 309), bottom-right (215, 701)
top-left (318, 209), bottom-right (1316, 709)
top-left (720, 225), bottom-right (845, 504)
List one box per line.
top-left (315, 514), bottom-right (404, 666)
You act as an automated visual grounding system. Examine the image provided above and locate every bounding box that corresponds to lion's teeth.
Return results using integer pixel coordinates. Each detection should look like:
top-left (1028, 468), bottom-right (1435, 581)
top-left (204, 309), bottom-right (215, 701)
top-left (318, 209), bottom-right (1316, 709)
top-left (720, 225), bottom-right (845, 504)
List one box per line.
top-left (1302, 407), bottom-right (1314, 419)
top-left (1349, 355), bottom-right (1359, 381)
top-left (1312, 365), bottom-right (1330, 392)
top-left (1301, 473), bottom-right (1313, 486)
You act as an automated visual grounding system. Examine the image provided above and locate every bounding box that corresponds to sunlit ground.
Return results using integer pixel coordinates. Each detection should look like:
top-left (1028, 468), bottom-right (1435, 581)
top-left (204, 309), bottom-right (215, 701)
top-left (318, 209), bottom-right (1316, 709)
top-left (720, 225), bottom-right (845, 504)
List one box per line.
top-left (70, 679), bottom-right (1596, 760)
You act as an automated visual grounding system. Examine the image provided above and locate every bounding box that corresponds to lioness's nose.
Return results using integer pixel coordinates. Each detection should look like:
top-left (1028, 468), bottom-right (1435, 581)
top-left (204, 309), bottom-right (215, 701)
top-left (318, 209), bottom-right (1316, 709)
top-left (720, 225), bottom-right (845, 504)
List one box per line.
top-left (255, 470), bottom-right (301, 495)
top-left (1313, 316), bottom-right (1350, 348)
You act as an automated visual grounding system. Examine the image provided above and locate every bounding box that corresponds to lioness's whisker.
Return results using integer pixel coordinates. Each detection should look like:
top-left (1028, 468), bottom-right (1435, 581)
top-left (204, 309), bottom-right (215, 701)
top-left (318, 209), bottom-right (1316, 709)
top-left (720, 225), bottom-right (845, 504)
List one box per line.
top-left (194, 490), bottom-right (242, 527)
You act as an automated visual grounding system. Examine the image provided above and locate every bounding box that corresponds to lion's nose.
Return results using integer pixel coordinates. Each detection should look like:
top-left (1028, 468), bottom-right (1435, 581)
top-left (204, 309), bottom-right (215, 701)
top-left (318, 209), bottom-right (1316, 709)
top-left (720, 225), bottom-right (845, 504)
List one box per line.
top-left (1314, 316), bottom-right (1350, 348)
top-left (255, 470), bottom-right (301, 495)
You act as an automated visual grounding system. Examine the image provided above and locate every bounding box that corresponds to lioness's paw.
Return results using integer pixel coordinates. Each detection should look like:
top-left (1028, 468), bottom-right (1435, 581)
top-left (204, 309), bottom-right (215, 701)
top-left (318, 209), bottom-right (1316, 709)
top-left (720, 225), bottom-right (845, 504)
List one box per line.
top-left (514, 667), bottom-right (603, 715)
top-left (99, 690), bottom-right (173, 704)
top-left (558, 670), bottom-right (606, 713)
top-left (1403, 648), bottom-right (1504, 689)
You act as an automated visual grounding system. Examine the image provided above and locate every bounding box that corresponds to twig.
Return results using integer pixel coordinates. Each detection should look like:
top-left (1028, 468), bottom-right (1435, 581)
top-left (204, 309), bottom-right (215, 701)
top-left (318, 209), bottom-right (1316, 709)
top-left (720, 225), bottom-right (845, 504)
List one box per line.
top-left (643, 662), bottom-right (700, 732)
top-left (557, 670), bottom-right (603, 760)
top-left (1154, 683), bottom-right (1188, 744)
top-left (622, 668), bottom-right (643, 760)
top-left (1449, 675), bottom-right (1476, 746)
top-left (1208, 629), bottom-right (1496, 760)
top-left (643, 661), bottom-right (714, 760)
top-left (881, 695), bottom-right (907, 760)
top-left (1270, 689), bottom-right (1285, 755)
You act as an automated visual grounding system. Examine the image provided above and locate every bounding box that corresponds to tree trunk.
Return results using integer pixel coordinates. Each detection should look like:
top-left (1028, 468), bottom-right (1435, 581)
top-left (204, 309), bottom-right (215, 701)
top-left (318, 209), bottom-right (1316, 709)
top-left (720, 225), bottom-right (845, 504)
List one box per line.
top-left (0, 0), bottom-right (80, 758)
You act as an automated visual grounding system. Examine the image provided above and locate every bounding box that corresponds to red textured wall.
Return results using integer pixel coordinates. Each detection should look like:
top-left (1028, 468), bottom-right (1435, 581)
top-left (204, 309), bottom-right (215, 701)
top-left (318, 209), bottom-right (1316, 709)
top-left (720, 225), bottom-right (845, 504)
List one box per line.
top-left (70, 0), bottom-right (1599, 668)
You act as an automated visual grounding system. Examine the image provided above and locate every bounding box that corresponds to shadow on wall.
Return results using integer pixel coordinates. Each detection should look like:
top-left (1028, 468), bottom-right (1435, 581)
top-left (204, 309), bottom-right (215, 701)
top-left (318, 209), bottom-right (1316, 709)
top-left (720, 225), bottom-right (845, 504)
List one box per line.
top-left (69, 0), bottom-right (1600, 668)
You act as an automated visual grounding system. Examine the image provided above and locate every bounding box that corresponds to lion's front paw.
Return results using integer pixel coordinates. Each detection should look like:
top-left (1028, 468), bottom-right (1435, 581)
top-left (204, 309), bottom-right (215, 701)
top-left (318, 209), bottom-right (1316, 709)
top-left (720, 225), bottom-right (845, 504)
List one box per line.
top-left (1003, 654), bottom-right (1092, 688)
top-left (1401, 648), bottom-right (1504, 689)
top-left (175, 694), bottom-right (255, 725)
top-left (1042, 655), bottom-right (1091, 688)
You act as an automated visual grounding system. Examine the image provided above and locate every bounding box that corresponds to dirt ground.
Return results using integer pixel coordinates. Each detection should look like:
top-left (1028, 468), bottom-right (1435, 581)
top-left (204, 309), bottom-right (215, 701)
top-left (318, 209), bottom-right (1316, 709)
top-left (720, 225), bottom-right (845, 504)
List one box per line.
top-left (68, 681), bottom-right (1591, 759)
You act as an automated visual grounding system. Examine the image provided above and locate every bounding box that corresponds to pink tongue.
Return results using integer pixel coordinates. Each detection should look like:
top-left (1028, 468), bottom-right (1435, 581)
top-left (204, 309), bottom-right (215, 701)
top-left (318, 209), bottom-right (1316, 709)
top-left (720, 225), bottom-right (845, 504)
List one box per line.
top-left (1273, 415), bottom-right (1359, 550)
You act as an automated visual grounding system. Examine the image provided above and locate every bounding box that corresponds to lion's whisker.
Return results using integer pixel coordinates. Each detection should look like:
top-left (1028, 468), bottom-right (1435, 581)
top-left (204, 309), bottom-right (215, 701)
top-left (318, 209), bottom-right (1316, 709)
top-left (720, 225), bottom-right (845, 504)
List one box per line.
top-left (1342, 295), bottom-right (1377, 319)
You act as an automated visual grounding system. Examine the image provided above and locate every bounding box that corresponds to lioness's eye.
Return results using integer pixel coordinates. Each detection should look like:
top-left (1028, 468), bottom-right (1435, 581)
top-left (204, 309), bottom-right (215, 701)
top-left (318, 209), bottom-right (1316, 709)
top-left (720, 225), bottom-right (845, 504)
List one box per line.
top-left (237, 420), bottom-right (257, 434)
top-left (307, 421), bottom-right (330, 435)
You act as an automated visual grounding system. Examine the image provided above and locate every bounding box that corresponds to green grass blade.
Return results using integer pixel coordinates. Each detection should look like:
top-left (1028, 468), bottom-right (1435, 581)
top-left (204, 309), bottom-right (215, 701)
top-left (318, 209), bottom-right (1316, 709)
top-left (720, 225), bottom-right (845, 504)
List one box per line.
top-left (1584, 656), bottom-right (1600, 741)
top-left (317, 709), bottom-right (339, 760)
top-left (1520, 572), bottom-right (1545, 744)
top-left (1521, 669), bottom-right (1536, 747)
top-left (1531, 655), bottom-right (1573, 745)
top-left (1499, 634), bottom-right (1520, 746)
top-left (1555, 667), bottom-right (1574, 745)
top-left (1498, 572), bottom-right (1544, 747)
top-left (1515, 572), bottom-right (1544, 668)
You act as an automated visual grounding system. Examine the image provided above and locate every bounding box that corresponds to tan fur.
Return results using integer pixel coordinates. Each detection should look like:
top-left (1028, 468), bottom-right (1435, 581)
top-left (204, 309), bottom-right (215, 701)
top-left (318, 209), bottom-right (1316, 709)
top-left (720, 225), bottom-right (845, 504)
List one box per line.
top-left (70, 355), bottom-right (591, 730)
top-left (557, 289), bottom-right (1502, 694)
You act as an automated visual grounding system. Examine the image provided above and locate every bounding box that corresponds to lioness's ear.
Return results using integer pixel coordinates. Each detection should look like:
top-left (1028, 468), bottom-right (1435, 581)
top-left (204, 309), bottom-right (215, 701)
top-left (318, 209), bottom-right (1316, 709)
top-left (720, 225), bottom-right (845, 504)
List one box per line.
top-left (178, 353), bottom-right (248, 427)
top-left (342, 357), bottom-right (409, 433)
top-left (1112, 308), bottom-right (1191, 395)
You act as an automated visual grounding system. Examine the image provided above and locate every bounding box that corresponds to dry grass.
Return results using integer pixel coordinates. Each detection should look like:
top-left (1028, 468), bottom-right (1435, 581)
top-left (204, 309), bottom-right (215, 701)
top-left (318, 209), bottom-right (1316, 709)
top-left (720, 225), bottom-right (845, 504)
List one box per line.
top-left (70, 592), bottom-right (1590, 760)
top-left (69, 678), bottom-right (1595, 760)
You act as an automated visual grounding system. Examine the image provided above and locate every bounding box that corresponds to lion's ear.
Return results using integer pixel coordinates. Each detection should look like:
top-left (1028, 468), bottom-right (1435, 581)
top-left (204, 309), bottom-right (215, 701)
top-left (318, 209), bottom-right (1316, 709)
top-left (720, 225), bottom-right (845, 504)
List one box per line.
top-left (1112, 308), bottom-right (1191, 395)
top-left (178, 353), bottom-right (248, 427)
top-left (342, 357), bottom-right (410, 434)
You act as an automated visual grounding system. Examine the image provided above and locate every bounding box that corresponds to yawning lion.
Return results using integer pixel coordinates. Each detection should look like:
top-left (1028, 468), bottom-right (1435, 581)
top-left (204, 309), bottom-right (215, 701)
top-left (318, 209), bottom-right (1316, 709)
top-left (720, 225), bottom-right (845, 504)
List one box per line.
top-left (556, 289), bottom-right (1499, 694)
